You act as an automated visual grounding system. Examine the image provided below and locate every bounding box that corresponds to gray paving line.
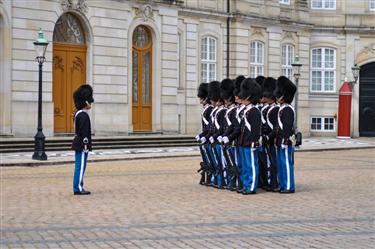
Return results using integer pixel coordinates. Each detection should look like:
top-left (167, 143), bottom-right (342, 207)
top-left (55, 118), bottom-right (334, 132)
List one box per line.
top-left (1, 230), bottom-right (373, 245)
top-left (2, 216), bottom-right (373, 233)
top-left (2, 165), bottom-right (374, 180)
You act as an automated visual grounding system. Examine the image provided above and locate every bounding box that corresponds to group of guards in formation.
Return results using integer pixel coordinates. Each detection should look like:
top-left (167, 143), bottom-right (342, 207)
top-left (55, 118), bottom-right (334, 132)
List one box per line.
top-left (195, 75), bottom-right (301, 194)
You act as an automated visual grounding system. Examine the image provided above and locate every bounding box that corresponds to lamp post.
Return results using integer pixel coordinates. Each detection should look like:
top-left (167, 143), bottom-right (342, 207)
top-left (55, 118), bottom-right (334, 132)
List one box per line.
top-left (349, 64), bottom-right (360, 89)
top-left (291, 55), bottom-right (302, 130)
top-left (32, 29), bottom-right (49, 161)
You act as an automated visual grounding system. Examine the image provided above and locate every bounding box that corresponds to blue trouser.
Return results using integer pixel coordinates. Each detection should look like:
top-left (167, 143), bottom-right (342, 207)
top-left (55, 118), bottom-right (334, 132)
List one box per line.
top-left (277, 145), bottom-right (295, 191)
top-left (73, 151), bottom-right (88, 193)
top-left (214, 144), bottom-right (224, 186)
top-left (240, 146), bottom-right (259, 192)
top-left (236, 146), bottom-right (243, 188)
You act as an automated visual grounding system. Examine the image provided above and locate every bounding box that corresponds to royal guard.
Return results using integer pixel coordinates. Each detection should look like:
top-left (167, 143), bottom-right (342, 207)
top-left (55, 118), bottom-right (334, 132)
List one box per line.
top-left (222, 75), bottom-right (246, 193)
top-left (207, 81), bottom-right (227, 188)
top-left (195, 83), bottom-right (214, 185)
top-left (237, 78), bottom-right (262, 194)
top-left (71, 84), bottom-right (94, 195)
top-left (274, 76), bottom-right (297, 194)
top-left (217, 78), bottom-right (237, 189)
top-left (261, 77), bottom-right (279, 191)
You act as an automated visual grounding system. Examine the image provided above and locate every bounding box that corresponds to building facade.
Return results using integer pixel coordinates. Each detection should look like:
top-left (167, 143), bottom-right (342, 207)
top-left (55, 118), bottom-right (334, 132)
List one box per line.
top-left (0, 0), bottom-right (374, 137)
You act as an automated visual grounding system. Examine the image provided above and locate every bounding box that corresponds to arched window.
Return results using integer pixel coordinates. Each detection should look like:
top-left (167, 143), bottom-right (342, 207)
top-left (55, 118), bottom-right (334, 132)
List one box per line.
top-left (281, 44), bottom-right (294, 79)
top-left (250, 41), bottom-right (264, 78)
top-left (53, 13), bottom-right (85, 44)
top-left (310, 47), bottom-right (336, 92)
top-left (201, 36), bottom-right (217, 83)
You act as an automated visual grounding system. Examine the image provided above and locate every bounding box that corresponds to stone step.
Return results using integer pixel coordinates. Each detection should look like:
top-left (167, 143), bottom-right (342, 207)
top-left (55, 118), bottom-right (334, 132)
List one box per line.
top-left (0, 135), bottom-right (196, 153)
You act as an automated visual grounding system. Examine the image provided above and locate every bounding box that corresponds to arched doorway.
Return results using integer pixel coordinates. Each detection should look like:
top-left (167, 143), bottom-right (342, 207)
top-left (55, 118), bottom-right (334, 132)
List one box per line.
top-left (132, 25), bottom-right (152, 131)
top-left (359, 62), bottom-right (375, 136)
top-left (53, 13), bottom-right (86, 133)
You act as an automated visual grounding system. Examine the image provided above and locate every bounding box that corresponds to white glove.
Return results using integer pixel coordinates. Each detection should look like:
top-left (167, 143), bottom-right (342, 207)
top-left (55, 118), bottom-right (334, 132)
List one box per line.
top-left (200, 137), bottom-right (206, 144)
top-left (222, 136), bottom-right (229, 144)
top-left (195, 134), bottom-right (200, 141)
top-left (217, 136), bottom-right (223, 143)
top-left (209, 136), bottom-right (215, 144)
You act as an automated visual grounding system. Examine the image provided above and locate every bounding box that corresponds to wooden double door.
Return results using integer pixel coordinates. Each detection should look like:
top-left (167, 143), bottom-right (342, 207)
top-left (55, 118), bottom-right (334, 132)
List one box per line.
top-left (132, 25), bottom-right (152, 131)
top-left (359, 62), bottom-right (375, 136)
top-left (53, 43), bottom-right (86, 133)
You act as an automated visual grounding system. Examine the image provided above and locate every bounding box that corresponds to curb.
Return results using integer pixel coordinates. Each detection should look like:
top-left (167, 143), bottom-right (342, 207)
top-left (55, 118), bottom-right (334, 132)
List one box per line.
top-left (1, 146), bottom-right (374, 167)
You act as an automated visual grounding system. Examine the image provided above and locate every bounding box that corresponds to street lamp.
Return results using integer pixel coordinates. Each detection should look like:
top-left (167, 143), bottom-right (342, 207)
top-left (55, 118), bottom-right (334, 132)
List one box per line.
top-left (32, 29), bottom-right (49, 161)
top-left (291, 55), bottom-right (302, 129)
top-left (349, 64), bottom-right (360, 89)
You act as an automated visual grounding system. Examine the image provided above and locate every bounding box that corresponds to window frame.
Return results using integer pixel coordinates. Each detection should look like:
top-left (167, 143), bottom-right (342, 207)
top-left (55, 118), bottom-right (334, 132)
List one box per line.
top-left (279, 0), bottom-right (290, 4)
top-left (201, 36), bottom-right (217, 83)
top-left (310, 116), bottom-right (336, 132)
top-left (249, 40), bottom-right (265, 78)
top-left (281, 43), bottom-right (294, 80)
top-left (311, 0), bottom-right (336, 10)
top-left (310, 47), bottom-right (336, 93)
top-left (370, 0), bottom-right (375, 10)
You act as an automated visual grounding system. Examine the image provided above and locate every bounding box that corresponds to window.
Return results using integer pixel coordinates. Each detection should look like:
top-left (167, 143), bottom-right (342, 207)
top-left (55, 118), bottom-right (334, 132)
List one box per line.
top-left (311, 0), bottom-right (336, 9)
top-left (311, 117), bottom-right (335, 131)
top-left (371, 0), bottom-right (375, 10)
top-left (310, 48), bottom-right (336, 92)
top-left (250, 41), bottom-right (264, 78)
top-left (281, 44), bottom-right (294, 79)
top-left (201, 36), bottom-right (217, 83)
top-left (279, 0), bottom-right (290, 4)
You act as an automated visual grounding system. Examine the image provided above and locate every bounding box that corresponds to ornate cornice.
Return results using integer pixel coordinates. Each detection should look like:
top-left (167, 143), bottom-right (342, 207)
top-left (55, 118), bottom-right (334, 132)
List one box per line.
top-left (60, 0), bottom-right (88, 14)
top-left (360, 42), bottom-right (375, 56)
top-left (134, 4), bottom-right (154, 22)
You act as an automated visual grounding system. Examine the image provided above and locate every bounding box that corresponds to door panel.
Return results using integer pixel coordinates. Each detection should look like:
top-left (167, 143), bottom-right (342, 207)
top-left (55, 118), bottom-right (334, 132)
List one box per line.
top-left (53, 50), bottom-right (67, 132)
top-left (132, 49), bottom-right (152, 131)
top-left (53, 43), bottom-right (86, 133)
top-left (68, 52), bottom-right (86, 132)
top-left (359, 62), bottom-right (375, 137)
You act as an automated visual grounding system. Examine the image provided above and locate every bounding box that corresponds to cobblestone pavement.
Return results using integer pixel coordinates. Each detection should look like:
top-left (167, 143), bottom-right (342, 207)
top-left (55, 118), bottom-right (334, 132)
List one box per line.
top-left (1, 137), bottom-right (375, 166)
top-left (1, 149), bottom-right (374, 248)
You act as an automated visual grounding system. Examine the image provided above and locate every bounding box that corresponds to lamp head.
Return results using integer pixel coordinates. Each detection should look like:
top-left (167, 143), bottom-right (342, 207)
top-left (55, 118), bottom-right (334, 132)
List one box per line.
top-left (34, 28), bottom-right (49, 59)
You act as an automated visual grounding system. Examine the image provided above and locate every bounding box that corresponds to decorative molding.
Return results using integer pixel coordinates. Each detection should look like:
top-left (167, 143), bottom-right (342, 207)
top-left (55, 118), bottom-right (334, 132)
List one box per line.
top-left (60, 0), bottom-right (88, 14)
top-left (134, 5), bottom-right (154, 22)
top-left (283, 31), bottom-right (297, 43)
top-left (53, 56), bottom-right (64, 71)
top-left (73, 57), bottom-right (84, 71)
top-left (362, 42), bottom-right (375, 55)
top-left (251, 27), bottom-right (265, 37)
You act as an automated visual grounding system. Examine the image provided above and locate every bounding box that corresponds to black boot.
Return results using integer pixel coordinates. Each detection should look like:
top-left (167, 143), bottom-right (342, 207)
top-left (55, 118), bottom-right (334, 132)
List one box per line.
top-left (199, 172), bottom-right (205, 185)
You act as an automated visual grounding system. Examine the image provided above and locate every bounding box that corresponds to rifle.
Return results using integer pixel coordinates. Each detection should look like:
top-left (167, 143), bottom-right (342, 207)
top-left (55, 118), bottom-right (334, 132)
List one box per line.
top-left (198, 143), bottom-right (216, 176)
top-left (262, 135), bottom-right (278, 189)
top-left (222, 144), bottom-right (241, 190)
top-left (211, 143), bottom-right (226, 188)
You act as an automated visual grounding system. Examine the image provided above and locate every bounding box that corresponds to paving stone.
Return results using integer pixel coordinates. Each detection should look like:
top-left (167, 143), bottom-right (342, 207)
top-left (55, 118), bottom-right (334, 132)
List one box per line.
top-left (1, 149), bottom-right (374, 248)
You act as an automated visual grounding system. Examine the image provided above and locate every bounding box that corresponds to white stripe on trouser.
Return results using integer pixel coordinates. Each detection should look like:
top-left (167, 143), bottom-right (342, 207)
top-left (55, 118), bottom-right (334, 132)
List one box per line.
top-left (285, 148), bottom-right (290, 190)
top-left (79, 152), bottom-right (85, 192)
top-left (267, 155), bottom-right (271, 185)
top-left (250, 149), bottom-right (255, 191)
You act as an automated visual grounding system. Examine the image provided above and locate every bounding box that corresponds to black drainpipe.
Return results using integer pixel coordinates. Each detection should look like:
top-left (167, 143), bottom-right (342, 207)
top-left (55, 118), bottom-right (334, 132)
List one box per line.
top-left (226, 0), bottom-right (230, 78)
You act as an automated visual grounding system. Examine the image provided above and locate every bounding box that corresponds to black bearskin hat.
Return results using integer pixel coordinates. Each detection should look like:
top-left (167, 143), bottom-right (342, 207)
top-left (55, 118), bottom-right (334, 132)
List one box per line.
top-left (73, 84), bottom-right (94, 110)
top-left (233, 75), bottom-right (245, 97)
top-left (255, 75), bottom-right (265, 85)
top-left (197, 83), bottom-right (208, 99)
top-left (239, 78), bottom-right (261, 104)
top-left (262, 77), bottom-right (276, 98)
top-left (220, 78), bottom-right (234, 102)
top-left (274, 76), bottom-right (296, 104)
top-left (208, 81), bottom-right (221, 102)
